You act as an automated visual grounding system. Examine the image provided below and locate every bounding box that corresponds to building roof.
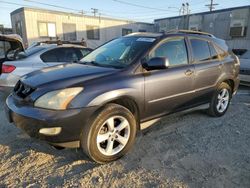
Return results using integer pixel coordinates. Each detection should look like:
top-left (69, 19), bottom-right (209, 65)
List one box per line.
top-left (11, 7), bottom-right (154, 26)
top-left (155, 5), bottom-right (250, 22)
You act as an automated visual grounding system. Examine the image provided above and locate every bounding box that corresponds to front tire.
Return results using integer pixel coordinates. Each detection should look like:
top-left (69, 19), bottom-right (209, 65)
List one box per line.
top-left (81, 104), bottom-right (137, 163)
top-left (207, 82), bottom-right (232, 117)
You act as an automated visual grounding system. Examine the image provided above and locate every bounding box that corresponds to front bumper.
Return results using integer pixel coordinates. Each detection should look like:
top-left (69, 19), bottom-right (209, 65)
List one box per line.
top-left (239, 74), bottom-right (250, 86)
top-left (5, 94), bottom-right (98, 148)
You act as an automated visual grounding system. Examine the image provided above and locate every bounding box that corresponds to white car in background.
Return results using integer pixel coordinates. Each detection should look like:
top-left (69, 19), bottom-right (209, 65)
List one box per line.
top-left (239, 50), bottom-right (250, 86)
top-left (0, 44), bottom-right (92, 90)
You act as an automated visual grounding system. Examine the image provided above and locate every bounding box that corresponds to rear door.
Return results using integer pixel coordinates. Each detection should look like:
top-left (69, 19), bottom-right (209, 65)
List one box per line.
top-left (144, 36), bottom-right (195, 119)
top-left (188, 37), bottom-right (222, 103)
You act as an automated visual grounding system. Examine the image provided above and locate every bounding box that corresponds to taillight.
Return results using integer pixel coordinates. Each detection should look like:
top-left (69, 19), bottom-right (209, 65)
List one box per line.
top-left (2, 65), bottom-right (16, 73)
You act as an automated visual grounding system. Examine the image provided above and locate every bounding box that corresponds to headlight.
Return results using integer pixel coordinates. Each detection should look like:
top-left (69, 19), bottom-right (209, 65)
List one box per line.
top-left (34, 87), bottom-right (83, 110)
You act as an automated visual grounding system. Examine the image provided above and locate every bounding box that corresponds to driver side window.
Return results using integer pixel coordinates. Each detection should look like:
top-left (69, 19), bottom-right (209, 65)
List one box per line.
top-left (149, 37), bottom-right (188, 66)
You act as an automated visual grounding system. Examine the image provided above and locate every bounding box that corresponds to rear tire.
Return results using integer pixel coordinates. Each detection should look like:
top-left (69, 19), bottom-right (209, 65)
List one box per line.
top-left (81, 104), bottom-right (137, 164)
top-left (207, 82), bottom-right (232, 117)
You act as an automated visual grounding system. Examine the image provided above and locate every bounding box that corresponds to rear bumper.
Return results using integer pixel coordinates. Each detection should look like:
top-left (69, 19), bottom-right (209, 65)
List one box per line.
top-left (5, 94), bottom-right (98, 148)
top-left (0, 73), bottom-right (19, 87)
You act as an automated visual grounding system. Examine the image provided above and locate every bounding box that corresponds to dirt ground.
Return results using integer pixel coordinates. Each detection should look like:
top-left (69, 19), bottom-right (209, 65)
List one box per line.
top-left (0, 87), bottom-right (249, 188)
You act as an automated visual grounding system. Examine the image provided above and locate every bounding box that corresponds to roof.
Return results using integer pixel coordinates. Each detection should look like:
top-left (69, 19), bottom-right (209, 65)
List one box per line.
top-left (11, 7), bottom-right (154, 26)
top-left (155, 5), bottom-right (250, 22)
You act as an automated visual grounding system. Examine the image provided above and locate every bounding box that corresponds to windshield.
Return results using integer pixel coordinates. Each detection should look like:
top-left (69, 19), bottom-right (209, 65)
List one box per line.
top-left (80, 37), bottom-right (155, 68)
top-left (16, 46), bottom-right (46, 60)
top-left (241, 50), bottom-right (250, 59)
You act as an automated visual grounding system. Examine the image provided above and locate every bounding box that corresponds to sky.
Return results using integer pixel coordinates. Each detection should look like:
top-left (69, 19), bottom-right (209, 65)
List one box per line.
top-left (0, 0), bottom-right (249, 27)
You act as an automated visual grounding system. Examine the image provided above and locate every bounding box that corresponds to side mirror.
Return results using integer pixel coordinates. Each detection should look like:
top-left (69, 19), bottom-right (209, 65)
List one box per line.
top-left (143, 57), bottom-right (170, 70)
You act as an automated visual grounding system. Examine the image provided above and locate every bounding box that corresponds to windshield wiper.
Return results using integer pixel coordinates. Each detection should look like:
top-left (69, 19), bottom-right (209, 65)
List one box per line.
top-left (81, 61), bottom-right (101, 66)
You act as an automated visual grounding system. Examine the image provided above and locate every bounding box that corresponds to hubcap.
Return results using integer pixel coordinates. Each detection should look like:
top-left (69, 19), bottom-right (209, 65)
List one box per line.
top-left (216, 88), bottom-right (229, 113)
top-left (96, 116), bottom-right (130, 156)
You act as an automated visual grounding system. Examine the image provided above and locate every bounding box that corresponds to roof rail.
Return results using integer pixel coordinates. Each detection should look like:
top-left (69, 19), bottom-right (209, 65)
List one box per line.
top-left (38, 40), bottom-right (87, 46)
top-left (165, 29), bottom-right (215, 37)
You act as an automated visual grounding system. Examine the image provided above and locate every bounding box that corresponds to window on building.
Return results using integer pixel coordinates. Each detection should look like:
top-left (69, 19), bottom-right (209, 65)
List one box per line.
top-left (63, 23), bottom-right (77, 41)
top-left (122, 28), bottom-right (132, 36)
top-left (87, 25), bottom-right (100, 40)
top-left (149, 37), bottom-right (188, 66)
top-left (38, 22), bottom-right (56, 37)
top-left (47, 23), bottom-right (56, 37)
top-left (190, 38), bottom-right (210, 62)
top-left (15, 21), bottom-right (23, 37)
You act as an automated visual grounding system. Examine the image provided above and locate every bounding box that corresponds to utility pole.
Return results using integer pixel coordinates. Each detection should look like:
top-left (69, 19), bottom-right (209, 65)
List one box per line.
top-left (205, 0), bottom-right (219, 12)
top-left (91, 8), bottom-right (98, 16)
top-left (186, 2), bottom-right (190, 15)
top-left (181, 3), bottom-right (185, 15)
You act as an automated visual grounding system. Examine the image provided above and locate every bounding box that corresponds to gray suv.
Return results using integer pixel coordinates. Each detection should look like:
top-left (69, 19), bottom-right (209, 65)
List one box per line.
top-left (6, 30), bottom-right (240, 163)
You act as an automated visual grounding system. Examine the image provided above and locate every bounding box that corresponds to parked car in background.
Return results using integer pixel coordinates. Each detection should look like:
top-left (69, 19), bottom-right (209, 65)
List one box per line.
top-left (28, 39), bottom-right (87, 49)
top-left (0, 44), bottom-right (92, 89)
top-left (239, 50), bottom-right (250, 86)
top-left (6, 30), bottom-right (239, 163)
top-left (0, 34), bottom-right (24, 69)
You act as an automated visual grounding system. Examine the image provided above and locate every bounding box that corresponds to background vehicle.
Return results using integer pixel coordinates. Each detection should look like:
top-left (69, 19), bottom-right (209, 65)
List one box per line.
top-left (239, 50), bottom-right (250, 86)
top-left (6, 30), bottom-right (240, 163)
top-left (0, 34), bottom-right (24, 70)
top-left (0, 44), bottom-right (92, 88)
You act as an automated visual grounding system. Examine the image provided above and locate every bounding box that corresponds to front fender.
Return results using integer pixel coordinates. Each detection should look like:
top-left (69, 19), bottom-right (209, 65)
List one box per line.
top-left (87, 88), bottom-right (138, 107)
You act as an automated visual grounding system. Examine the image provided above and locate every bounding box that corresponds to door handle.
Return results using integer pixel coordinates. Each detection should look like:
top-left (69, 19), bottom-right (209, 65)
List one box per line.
top-left (185, 69), bottom-right (194, 76)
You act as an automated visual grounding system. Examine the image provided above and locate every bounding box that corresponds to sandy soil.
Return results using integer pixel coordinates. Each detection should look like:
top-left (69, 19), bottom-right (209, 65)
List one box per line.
top-left (0, 87), bottom-right (249, 188)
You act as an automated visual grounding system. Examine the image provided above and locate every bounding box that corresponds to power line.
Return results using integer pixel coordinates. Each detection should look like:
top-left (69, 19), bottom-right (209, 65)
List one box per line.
top-left (23, 0), bottom-right (81, 12)
top-left (112, 0), bottom-right (177, 12)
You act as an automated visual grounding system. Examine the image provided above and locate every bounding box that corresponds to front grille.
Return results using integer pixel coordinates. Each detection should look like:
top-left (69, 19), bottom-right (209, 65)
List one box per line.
top-left (240, 69), bottom-right (250, 75)
top-left (14, 81), bottom-right (35, 98)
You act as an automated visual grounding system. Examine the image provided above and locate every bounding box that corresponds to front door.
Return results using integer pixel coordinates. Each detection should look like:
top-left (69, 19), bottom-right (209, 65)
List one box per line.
top-left (144, 36), bottom-right (195, 120)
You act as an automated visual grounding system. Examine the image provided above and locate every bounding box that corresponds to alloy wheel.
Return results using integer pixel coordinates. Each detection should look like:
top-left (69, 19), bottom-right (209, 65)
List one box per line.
top-left (96, 116), bottom-right (130, 156)
top-left (216, 88), bottom-right (230, 113)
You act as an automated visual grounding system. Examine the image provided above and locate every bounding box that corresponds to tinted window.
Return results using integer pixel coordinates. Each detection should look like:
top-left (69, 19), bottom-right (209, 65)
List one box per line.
top-left (41, 48), bottom-right (59, 62)
top-left (41, 48), bottom-right (79, 63)
top-left (190, 39), bottom-right (210, 62)
top-left (58, 48), bottom-right (78, 62)
top-left (209, 43), bottom-right (218, 60)
top-left (150, 37), bottom-right (188, 66)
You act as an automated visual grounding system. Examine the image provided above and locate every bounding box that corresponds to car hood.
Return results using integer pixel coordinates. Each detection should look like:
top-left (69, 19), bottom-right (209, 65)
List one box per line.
top-left (21, 63), bottom-right (118, 88)
top-left (239, 58), bottom-right (250, 70)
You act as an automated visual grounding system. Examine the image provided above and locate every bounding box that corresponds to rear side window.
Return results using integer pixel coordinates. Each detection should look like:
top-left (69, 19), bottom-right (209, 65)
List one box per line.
top-left (208, 43), bottom-right (219, 60)
top-left (41, 47), bottom-right (79, 63)
top-left (40, 48), bottom-right (59, 62)
top-left (190, 39), bottom-right (210, 62)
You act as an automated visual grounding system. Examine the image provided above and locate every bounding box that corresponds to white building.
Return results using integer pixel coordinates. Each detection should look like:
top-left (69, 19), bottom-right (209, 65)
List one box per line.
top-left (154, 5), bottom-right (250, 51)
top-left (11, 7), bottom-right (154, 48)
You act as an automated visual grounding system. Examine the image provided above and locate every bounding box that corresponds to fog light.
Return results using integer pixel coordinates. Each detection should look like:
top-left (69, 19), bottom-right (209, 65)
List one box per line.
top-left (39, 127), bottom-right (62, 136)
